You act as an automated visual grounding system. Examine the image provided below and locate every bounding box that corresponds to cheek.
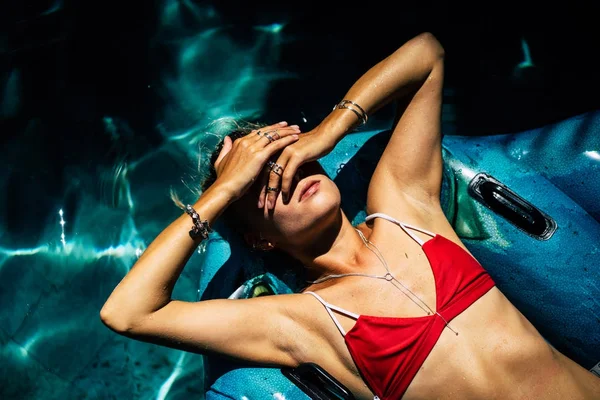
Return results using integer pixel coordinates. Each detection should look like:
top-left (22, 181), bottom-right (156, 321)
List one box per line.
top-left (307, 184), bottom-right (341, 220)
top-left (270, 179), bottom-right (340, 237)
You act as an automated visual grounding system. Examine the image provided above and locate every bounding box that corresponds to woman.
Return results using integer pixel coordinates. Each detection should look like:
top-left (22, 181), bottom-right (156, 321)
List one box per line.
top-left (100, 32), bottom-right (600, 399)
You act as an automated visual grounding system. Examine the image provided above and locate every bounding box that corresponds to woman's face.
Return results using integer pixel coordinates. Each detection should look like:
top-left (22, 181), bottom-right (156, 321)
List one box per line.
top-left (232, 160), bottom-right (342, 249)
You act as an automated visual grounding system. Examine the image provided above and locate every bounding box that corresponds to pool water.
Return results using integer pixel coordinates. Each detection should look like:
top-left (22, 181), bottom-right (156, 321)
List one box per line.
top-left (1, 1), bottom-right (599, 399)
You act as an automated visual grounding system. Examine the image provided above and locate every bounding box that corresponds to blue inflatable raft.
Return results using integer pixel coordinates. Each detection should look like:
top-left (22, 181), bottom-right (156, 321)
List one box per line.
top-left (194, 110), bottom-right (600, 399)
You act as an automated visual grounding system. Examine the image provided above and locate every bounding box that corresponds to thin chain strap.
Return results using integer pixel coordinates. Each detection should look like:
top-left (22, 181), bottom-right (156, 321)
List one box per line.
top-left (357, 230), bottom-right (458, 335)
top-left (309, 229), bottom-right (458, 335)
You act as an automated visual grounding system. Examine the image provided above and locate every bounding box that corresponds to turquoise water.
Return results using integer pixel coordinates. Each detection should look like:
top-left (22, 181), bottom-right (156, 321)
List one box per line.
top-left (2, 1), bottom-right (600, 399)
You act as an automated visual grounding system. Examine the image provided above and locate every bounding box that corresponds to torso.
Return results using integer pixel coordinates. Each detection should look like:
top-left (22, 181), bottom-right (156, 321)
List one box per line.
top-left (291, 211), bottom-right (600, 399)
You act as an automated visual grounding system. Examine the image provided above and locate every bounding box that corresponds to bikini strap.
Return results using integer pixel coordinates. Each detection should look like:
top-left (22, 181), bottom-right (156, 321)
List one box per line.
top-left (365, 212), bottom-right (435, 246)
top-left (304, 291), bottom-right (359, 337)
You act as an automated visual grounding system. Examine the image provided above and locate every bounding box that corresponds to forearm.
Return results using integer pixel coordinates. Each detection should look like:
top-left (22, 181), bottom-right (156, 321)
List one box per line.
top-left (100, 184), bottom-right (234, 329)
top-left (322, 32), bottom-right (444, 140)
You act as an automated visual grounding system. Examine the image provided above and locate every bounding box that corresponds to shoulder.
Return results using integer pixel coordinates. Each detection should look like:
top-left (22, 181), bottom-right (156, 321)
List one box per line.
top-left (273, 292), bottom-right (343, 363)
top-left (364, 198), bottom-right (468, 246)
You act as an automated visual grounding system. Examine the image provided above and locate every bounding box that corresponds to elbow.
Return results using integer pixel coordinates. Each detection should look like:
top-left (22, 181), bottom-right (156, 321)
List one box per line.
top-left (100, 303), bottom-right (138, 335)
top-left (415, 32), bottom-right (445, 62)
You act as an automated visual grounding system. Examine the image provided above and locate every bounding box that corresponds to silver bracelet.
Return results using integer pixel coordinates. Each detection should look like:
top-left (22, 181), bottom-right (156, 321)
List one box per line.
top-left (185, 204), bottom-right (212, 240)
top-left (333, 99), bottom-right (368, 125)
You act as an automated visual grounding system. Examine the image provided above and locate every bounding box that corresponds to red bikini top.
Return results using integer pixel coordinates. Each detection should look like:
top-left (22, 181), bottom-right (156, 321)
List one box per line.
top-left (305, 213), bottom-right (496, 399)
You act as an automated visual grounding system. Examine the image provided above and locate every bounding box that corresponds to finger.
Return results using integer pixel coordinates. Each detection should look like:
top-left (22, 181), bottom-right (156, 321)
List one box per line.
top-left (281, 156), bottom-right (302, 204)
top-left (249, 121), bottom-right (289, 138)
top-left (253, 125), bottom-right (300, 145)
top-left (257, 168), bottom-right (269, 208)
top-left (214, 136), bottom-right (232, 168)
top-left (261, 136), bottom-right (298, 209)
top-left (265, 160), bottom-right (285, 209)
top-left (260, 133), bottom-right (299, 157)
top-left (271, 121), bottom-right (290, 128)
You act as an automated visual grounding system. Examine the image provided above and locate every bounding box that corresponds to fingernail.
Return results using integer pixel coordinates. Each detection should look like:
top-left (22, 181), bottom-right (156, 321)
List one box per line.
top-left (258, 199), bottom-right (263, 208)
top-left (278, 121), bottom-right (287, 126)
top-left (290, 124), bottom-right (299, 129)
top-left (267, 199), bottom-right (274, 209)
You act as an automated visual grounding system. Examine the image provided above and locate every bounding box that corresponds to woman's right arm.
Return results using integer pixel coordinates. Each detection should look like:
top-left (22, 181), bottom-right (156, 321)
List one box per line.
top-left (100, 122), bottom-right (307, 366)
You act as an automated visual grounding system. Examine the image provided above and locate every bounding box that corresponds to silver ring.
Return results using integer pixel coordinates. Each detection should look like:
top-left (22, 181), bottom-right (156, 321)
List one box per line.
top-left (266, 186), bottom-right (279, 192)
top-left (267, 160), bottom-right (283, 176)
top-left (261, 130), bottom-right (278, 143)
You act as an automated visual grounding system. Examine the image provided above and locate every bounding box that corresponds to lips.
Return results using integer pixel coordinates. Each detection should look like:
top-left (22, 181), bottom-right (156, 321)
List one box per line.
top-left (299, 180), bottom-right (320, 202)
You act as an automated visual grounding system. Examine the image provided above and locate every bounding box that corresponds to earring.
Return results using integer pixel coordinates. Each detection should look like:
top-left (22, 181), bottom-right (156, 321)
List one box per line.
top-left (257, 240), bottom-right (275, 251)
top-left (253, 232), bottom-right (275, 251)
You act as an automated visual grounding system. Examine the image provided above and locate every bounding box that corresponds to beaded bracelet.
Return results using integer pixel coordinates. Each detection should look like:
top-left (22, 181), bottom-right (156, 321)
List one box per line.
top-left (185, 204), bottom-right (212, 240)
top-left (333, 99), bottom-right (368, 125)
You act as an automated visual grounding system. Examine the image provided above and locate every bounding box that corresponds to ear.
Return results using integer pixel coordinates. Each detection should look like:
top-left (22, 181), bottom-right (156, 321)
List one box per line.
top-left (243, 232), bottom-right (276, 251)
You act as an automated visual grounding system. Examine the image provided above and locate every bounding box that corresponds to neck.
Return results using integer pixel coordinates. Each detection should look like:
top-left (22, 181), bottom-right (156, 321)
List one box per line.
top-left (282, 210), bottom-right (372, 283)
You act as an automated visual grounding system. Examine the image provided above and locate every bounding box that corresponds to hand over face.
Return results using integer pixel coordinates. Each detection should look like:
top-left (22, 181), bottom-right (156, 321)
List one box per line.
top-left (260, 125), bottom-right (337, 209)
top-left (213, 122), bottom-right (301, 201)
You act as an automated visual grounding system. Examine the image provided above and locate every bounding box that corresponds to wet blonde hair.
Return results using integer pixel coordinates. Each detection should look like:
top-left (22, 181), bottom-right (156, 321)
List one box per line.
top-left (170, 118), bottom-right (267, 210)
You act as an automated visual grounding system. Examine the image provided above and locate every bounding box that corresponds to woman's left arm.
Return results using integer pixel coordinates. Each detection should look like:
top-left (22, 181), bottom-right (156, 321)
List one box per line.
top-left (365, 33), bottom-right (445, 210)
top-left (334, 32), bottom-right (446, 212)
top-left (269, 32), bottom-right (445, 209)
